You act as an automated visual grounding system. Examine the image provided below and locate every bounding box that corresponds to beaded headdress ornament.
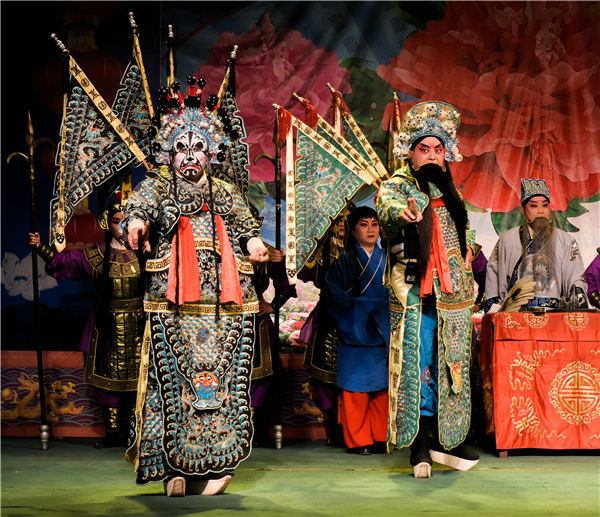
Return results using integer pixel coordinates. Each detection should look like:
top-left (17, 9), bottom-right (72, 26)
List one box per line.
top-left (150, 77), bottom-right (238, 166)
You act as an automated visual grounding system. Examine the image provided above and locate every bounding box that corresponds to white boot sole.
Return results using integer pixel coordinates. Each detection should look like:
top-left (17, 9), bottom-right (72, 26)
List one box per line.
top-left (429, 450), bottom-right (479, 471)
top-left (413, 462), bottom-right (431, 478)
top-left (201, 475), bottom-right (232, 496)
top-left (164, 476), bottom-right (186, 497)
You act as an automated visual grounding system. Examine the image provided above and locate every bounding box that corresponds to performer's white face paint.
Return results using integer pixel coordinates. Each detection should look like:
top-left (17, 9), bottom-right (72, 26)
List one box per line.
top-left (408, 136), bottom-right (446, 170)
top-left (172, 131), bottom-right (210, 183)
top-left (110, 212), bottom-right (123, 240)
top-left (352, 218), bottom-right (380, 248)
top-left (522, 195), bottom-right (551, 223)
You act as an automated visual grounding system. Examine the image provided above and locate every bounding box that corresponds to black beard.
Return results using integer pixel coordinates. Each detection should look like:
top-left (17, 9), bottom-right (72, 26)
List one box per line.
top-left (408, 162), bottom-right (469, 273)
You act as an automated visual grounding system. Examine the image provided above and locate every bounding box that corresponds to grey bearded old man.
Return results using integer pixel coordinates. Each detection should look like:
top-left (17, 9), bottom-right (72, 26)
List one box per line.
top-left (484, 178), bottom-right (588, 313)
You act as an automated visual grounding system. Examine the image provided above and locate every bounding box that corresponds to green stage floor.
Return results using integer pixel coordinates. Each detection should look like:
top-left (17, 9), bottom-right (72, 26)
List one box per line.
top-left (2, 438), bottom-right (598, 516)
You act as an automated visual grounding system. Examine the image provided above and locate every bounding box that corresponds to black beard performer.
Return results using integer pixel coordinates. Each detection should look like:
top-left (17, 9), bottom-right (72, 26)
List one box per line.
top-left (406, 161), bottom-right (469, 275)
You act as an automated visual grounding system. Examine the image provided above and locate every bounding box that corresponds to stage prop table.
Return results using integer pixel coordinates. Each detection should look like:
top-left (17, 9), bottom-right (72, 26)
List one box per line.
top-left (480, 312), bottom-right (600, 454)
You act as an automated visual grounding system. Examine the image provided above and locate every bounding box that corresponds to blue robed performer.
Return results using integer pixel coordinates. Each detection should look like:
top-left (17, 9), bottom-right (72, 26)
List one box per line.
top-left (324, 206), bottom-right (390, 454)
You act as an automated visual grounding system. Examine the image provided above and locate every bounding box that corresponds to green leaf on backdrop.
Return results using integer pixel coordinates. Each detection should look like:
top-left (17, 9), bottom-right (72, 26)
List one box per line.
top-left (491, 207), bottom-right (522, 236)
top-left (464, 200), bottom-right (486, 213)
top-left (247, 181), bottom-right (268, 211)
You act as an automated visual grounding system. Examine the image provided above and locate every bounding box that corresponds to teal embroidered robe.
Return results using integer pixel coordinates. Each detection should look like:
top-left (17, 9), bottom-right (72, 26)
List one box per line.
top-left (376, 165), bottom-right (476, 450)
top-left (122, 166), bottom-right (261, 482)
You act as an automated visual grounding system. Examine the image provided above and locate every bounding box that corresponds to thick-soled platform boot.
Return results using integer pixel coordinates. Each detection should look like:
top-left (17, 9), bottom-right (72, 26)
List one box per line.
top-left (429, 442), bottom-right (480, 471)
top-left (186, 470), bottom-right (234, 496)
top-left (164, 477), bottom-right (186, 497)
top-left (409, 416), bottom-right (434, 478)
top-left (429, 418), bottom-right (480, 471)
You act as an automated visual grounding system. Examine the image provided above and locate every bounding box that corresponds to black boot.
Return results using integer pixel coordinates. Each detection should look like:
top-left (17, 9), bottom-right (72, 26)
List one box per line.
top-left (429, 441), bottom-right (480, 471)
top-left (95, 406), bottom-right (122, 448)
top-left (323, 407), bottom-right (345, 448)
top-left (409, 416), bottom-right (434, 478)
top-left (429, 418), bottom-right (480, 471)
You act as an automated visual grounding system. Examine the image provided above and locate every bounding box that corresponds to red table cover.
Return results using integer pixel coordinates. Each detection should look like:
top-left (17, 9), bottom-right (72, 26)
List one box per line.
top-left (481, 312), bottom-right (600, 449)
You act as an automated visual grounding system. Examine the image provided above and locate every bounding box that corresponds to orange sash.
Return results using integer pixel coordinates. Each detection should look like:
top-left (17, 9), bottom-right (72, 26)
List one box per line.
top-left (420, 198), bottom-right (453, 296)
top-left (167, 211), bottom-right (243, 306)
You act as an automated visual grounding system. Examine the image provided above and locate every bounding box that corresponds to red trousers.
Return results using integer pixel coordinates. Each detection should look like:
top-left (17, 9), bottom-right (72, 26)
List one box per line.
top-left (338, 389), bottom-right (388, 448)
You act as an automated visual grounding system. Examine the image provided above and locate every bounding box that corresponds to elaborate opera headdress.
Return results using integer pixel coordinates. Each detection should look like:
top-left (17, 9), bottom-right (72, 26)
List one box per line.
top-left (394, 101), bottom-right (462, 162)
top-left (97, 190), bottom-right (122, 231)
top-left (150, 75), bottom-right (240, 166)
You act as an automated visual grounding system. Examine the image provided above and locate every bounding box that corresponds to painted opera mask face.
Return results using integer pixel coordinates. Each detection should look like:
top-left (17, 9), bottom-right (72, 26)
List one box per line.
top-left (408, 136), bottom-right (446, 170)
top-left (172, 130), bottom-right (210, 183)
top-left (522, 195), bottom-right (551, 224)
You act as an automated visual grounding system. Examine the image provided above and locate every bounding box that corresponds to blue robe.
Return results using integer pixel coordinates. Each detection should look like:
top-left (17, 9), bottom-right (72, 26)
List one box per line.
top-left (325, 243), bottom-right (390, 393)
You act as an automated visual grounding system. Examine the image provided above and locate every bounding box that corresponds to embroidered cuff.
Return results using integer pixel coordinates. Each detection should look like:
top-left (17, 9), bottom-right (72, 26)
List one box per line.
top-left (38, 243), bottom-right (57, 262)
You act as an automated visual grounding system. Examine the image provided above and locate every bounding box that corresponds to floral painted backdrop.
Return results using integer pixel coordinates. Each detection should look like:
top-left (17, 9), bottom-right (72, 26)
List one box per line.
top-left (2, 1), bottom-right (599, 348)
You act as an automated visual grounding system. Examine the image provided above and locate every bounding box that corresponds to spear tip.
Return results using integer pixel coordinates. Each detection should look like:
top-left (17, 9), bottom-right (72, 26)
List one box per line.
top-left (51, 33), bottom-right (67, 52)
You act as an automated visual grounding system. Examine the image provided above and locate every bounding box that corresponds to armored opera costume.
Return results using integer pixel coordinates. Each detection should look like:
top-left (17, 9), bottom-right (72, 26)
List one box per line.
top-left (298, 227), bottom-right (346, 444)
top-left (299, 232), bottom-right (345, 385)
top-left (36, 203), bottom-right (144, 443)
top-left (376, 102), bottom-right (478, 472)
top-left (38, 245), bottom-right (142, 444)
top-left (122, 104), bottom-right (263, 484)
top-left (250, 258), bottom-right (297, 442)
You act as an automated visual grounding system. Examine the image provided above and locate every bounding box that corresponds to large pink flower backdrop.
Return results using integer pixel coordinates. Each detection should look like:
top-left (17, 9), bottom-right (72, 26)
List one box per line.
top-left (195, 14), bottom-right (351, 183)
top-left (377, 1), bottom-right (600, 213)
top-left (179, 2), bottom-right (599, 264)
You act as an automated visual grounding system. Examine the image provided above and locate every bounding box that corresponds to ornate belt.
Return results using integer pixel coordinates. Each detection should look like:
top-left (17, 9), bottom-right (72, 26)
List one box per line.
top-left (144, 299), bottom-right (259, 315)
top-left (109, 297), bottom-right (144, 310)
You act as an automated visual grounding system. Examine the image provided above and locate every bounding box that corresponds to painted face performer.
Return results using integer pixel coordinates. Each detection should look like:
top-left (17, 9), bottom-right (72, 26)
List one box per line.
top-left (484, 179), bottom-right (588, 312)
top-left (121, 83), bottom-right (269, 497)
top-left (28, 194), bottom-right (144, 449)
top-left (376, 101), bottom-right (479, 478)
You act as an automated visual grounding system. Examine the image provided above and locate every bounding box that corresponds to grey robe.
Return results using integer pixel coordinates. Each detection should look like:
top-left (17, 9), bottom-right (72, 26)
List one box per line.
top-left (485, 225), bottom-right (587, 308)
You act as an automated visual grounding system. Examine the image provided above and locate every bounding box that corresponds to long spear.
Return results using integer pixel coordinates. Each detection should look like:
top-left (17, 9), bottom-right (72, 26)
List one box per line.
top-left (272, 110), bottom-right (283, 449)
top-left (7, 113), bottom-right (52, 450)
top-left (253, 116), bottom-right (285, 449)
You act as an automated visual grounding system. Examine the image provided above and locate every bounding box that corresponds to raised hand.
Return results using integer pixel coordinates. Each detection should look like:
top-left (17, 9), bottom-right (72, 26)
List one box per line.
top-left (401, 197), bottom-right (423, 223)
top-left (128, 220), bottom-right (151, 252)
